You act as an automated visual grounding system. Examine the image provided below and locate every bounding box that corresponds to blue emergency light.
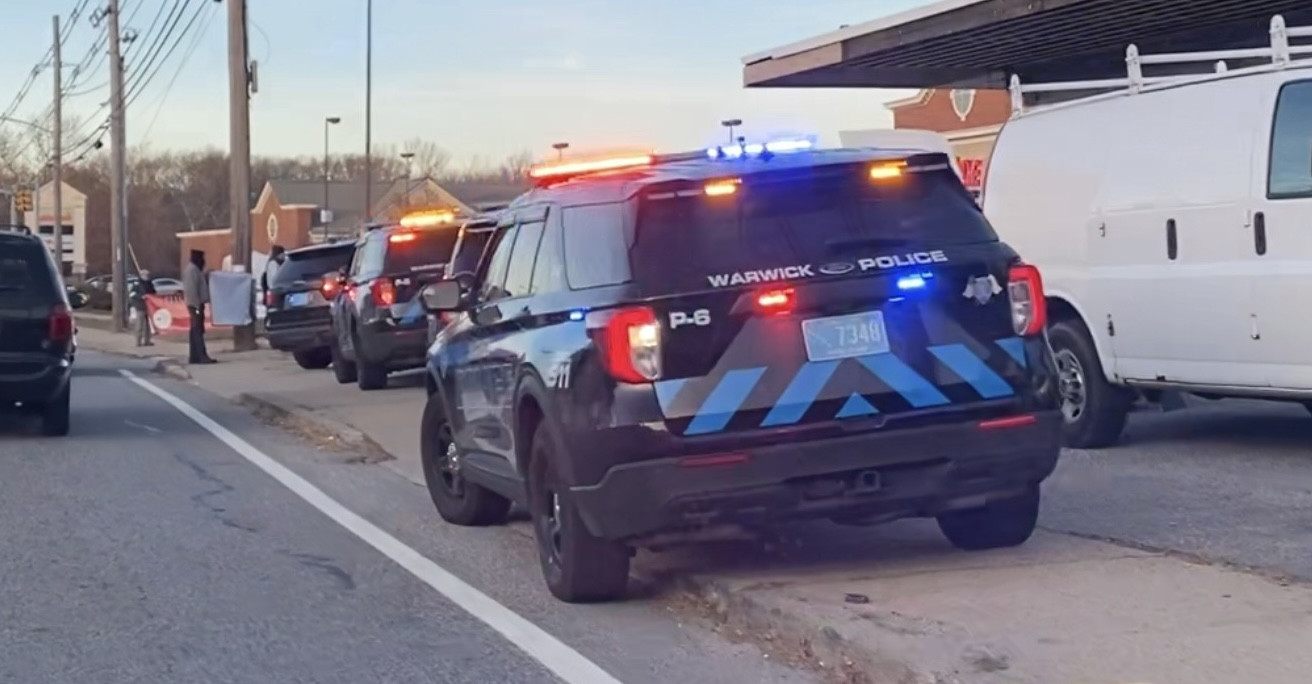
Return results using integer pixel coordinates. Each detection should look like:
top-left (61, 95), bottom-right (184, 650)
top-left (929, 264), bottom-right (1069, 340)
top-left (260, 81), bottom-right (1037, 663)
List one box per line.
top-left (896, 272), bottom-right (933, 291)
top-left (706, 136), bottom-right (815, 161)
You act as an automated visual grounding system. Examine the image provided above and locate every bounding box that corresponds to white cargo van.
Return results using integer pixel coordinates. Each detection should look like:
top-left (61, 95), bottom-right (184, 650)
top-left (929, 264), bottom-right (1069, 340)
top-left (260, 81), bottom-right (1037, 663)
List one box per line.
top-left (983, 15), bottom-right (1312, 448)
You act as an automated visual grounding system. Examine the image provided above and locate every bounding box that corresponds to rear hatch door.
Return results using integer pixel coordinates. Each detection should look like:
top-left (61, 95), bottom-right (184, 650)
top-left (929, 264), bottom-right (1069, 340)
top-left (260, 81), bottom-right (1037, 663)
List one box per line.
top-left (381, 227), bottom-right (460, 323)
top-left (269, 245), bottom-right (354, 319)
top-left (0, 235), bottom-right (61, 355)
top-left (632, 158), bottom-right (1030, 437)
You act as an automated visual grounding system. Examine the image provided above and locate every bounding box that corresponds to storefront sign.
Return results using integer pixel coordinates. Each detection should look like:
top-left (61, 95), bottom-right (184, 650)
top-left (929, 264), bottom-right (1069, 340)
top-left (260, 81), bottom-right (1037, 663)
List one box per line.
top-left (957, 157), bottom-right (985, 188)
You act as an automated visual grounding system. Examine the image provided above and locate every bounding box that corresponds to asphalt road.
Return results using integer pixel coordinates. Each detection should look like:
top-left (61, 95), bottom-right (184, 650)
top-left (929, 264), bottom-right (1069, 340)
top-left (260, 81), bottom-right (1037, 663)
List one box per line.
top-left (0, 353), bottom-right (818, 684)
top-left (1041, 398), bottom-right (1312, 581)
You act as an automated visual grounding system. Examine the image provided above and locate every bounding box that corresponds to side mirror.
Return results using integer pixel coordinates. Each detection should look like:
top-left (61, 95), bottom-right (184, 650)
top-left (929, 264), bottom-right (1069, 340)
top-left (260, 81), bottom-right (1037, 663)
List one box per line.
top-left (421, 277), bottom-right (472, 313)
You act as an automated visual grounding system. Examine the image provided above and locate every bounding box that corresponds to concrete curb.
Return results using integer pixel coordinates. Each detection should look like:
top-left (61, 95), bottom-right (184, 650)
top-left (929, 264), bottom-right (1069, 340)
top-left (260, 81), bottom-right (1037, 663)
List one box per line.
top-left (152, 358), bottom-right (193, 382)
top-left (233, 392), bottom-right (395, 465)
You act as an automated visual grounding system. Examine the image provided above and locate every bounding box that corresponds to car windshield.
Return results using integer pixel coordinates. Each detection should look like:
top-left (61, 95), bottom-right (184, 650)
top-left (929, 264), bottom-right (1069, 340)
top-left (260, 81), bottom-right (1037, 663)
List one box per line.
top-left (275, 247), bottom-right (355, 286)
top-left (630, 165), bottom-right (995, 294)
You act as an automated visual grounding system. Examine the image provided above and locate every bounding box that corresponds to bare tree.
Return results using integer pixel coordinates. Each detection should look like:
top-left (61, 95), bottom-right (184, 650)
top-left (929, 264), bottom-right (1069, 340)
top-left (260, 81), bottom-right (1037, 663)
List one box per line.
top-left (396, 137), bottom-right (451, 178)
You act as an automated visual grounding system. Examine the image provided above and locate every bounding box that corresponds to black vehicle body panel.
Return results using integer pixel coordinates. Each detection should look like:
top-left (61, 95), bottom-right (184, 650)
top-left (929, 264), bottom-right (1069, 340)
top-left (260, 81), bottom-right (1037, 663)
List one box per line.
top-left (0, 228), bottom-right (75, 405)
top-left (425, 149), bottom-right (1063, 542)
top-left (265, 242), bottom-right (354, 353)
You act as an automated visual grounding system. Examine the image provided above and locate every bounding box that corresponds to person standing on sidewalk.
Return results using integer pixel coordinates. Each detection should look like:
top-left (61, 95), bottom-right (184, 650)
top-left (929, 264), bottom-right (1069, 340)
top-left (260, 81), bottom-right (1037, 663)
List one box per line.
top-left (130, 269), bottom-right (157, 347)
top-left (261, 245), bottom-right (286, 298)
top-left (182, 250), bottom-right (215, 365)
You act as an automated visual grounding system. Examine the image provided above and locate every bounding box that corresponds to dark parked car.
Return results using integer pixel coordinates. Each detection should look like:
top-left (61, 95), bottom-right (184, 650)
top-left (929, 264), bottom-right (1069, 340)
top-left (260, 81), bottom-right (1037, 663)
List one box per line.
top-left (264, 241), bottom-right (356, 369)
top-left (330, 212), bottom-right (462, 390)
top-left (0, 225), bottom-right (81, 436)
top-left (419, 144), bottom-right (1063, 602)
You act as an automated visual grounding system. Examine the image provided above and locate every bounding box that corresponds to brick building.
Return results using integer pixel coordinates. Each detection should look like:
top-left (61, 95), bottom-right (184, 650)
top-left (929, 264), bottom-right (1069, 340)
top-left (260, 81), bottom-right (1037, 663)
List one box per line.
top-left (176, 176), bottom-right (525, 277)
top-left (884, 88), bottom-right (1010, 195)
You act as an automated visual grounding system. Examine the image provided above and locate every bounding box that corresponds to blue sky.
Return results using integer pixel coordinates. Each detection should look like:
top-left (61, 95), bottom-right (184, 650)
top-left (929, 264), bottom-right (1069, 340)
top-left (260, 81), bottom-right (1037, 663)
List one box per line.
top-left (1, 0), bottom-right (930, 165)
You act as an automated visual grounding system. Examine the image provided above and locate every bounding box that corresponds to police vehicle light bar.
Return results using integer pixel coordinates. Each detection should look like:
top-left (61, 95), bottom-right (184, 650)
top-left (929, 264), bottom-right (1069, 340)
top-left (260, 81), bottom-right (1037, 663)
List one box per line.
top-left (528, 154), bottom-right (654, 181)
top-left (399, 209), bottom-right (456, 228)
top-left (705, 136), bottom-right (814, 161)
top-left (704, 179), bottom-right (740, 196)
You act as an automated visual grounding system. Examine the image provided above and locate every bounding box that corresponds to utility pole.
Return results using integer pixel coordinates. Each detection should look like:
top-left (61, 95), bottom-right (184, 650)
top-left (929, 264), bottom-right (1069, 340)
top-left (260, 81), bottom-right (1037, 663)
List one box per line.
top-left (228, 0), bottom-right (256, 350)
top-left (52, 14), bottom-right (64, 277)
top-left (363, 0), bottom-right (373, 224)
top-left (108, 0), bottom-right (128, 333)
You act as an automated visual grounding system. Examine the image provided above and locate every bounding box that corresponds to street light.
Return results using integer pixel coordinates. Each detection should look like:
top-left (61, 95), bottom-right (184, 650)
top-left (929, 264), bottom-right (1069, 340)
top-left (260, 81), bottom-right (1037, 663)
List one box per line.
top-left (322, 116), bottom-right (341, 240)
top-left (721, 119), bottom-right (742, 144)
top-left (400, 151), bottom-right (415, 208)
top-left (552, 142), bottom-right (569, 160)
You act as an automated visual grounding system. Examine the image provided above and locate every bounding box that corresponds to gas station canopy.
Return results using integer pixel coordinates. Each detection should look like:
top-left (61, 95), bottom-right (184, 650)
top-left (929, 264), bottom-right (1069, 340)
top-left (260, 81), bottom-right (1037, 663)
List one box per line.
top-left (743, 0), bottom-right (1312, 89)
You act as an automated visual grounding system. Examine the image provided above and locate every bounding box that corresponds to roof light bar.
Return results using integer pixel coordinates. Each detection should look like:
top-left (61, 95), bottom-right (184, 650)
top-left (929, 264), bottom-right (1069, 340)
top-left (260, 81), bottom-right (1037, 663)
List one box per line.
top-left (399, 209), bottom-right (456, 228)
top-left (706, 136), bottom-right (815, 160)
top-left (528, 154), bottom-right (654, 181)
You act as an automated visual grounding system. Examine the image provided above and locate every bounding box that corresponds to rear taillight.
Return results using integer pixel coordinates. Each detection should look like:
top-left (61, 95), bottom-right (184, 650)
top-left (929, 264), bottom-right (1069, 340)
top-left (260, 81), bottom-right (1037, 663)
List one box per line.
top-left (321, 279), bottom-right (338, 298)
top-left (263, 291), bottom-right (274, 307)
top-left (371, 279), bottom-right (395, 307)
top-left (48, 304), bottom-right (72, 344)
top-left (586, 306), bottom-right (661, 383)
top-left (1007, 264), bottom-right (1046, 336)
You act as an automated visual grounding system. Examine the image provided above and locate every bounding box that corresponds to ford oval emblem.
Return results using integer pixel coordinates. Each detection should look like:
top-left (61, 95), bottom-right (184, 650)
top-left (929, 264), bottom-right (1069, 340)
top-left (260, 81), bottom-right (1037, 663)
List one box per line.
top-left (818, 262), bottom-right (854, 276)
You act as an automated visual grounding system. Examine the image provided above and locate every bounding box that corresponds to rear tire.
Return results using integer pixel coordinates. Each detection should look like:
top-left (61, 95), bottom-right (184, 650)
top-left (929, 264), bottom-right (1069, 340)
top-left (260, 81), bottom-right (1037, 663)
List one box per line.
top-left (40, 382), bottom-right (71, 437)
top-left (293, 347), bottom-right (332, 370)
top-left (1048, 319), bottom-right (1132, 449)
top-left (938, 486), bottom-right (1040, 551)
top-left (330, 337), bottom-right (357, 384)
top-left (421, 394), bottom-right (511, 526)
top-left (527, 422), bottom-right (630, 603)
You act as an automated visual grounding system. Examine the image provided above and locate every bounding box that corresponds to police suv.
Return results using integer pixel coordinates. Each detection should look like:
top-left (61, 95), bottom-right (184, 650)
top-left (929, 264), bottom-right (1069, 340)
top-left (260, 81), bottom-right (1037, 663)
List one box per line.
top-left (419, 140), bottom-right (1062, 602)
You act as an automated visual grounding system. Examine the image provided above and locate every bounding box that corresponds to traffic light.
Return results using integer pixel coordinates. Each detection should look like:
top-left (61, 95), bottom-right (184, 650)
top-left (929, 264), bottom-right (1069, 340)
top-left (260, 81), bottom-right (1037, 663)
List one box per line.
top-left (13, 189), bottom-right (32, 213)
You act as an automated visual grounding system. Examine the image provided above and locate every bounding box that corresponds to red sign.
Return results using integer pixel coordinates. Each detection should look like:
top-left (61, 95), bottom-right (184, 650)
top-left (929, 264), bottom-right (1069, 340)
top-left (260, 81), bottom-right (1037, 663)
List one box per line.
top-left (957, 157), bottom-right (985, 188)
top-left (144, 293), bottom-right (224, 335)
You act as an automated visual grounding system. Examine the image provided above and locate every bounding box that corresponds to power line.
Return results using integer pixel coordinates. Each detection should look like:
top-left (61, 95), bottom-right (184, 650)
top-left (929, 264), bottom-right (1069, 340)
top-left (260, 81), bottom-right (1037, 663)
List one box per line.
top-left (0, 0), bottom-right (91, 124)
top-left (137, 2), bottom-right (218, 144)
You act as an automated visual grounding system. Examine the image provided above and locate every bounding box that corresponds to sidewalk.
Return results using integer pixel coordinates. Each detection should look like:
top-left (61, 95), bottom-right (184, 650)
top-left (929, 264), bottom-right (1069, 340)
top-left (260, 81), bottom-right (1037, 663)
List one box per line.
top-left (78, 326), bottom-right (1312, 683)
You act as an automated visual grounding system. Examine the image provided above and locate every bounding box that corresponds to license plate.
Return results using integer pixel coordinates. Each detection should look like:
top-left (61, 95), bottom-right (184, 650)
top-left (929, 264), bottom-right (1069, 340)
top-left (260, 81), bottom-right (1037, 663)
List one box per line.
top-left (286, 292), bottom-right (310, 308)
top-left (801, 310), bottom-right (890, 362)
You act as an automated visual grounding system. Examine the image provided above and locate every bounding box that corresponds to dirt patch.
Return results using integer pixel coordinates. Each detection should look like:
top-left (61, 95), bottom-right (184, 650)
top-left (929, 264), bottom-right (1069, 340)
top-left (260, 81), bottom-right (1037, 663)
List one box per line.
top-left (237, 394), bottom-right (395, 465)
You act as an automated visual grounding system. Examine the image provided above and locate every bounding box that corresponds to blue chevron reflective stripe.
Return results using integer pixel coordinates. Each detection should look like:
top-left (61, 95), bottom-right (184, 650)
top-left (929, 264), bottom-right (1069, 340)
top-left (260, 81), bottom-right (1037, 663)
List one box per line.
top-left (929, 344), bottom-right (1014, 398)
top-left (685, 367), bottom-right (767, 435)
top-left (857, 354), bottom-right (950, 408)
top-left (996, 336), bottom-right (1027, 367)
top-left (653, 378), bottom-right (688, 415)
top-left (836, 393), bottom-right (878, 418)
top-left (761, 361), bottom-right (840, 427)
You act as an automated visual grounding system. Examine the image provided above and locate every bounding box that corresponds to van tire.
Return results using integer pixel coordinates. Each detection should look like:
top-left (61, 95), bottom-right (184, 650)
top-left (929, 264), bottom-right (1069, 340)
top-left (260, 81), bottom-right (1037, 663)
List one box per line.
top-left (938, 486), bottom-right (1040, 551)
top-left (421, 394), bottom-right (511, 526)
top-left (527, 422), bottom-right (630, 603)
top-left (330, 338), bottom-right (357, 384)
top-left (1049, 320), bottom-right (1131, 449)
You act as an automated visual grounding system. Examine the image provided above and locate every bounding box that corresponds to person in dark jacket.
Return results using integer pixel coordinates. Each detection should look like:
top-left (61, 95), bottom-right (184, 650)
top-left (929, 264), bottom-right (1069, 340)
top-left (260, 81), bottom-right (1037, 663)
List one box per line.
top-left (130, 269), bottom-right (157, 347)
top-left (182, 250), bottom-right (214, 364)
top-left (261, 245), bottom-right (286, 297)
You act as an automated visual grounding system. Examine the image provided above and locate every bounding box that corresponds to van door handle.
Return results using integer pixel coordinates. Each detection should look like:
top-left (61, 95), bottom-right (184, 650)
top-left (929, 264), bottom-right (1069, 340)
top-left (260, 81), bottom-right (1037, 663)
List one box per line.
top-left (1166, 219), bottom-right (1178, 260)
top-left (1254, 211), bottom-right (1267, 256)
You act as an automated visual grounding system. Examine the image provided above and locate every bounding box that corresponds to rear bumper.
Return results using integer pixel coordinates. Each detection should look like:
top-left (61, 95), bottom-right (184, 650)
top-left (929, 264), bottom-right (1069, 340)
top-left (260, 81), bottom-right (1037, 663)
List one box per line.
top-left (358, 319), bottom-right (428, 370)
top-left (0, 356), bottom-right (72, 404)
top-left (265, 321), bottom-right (333, 352)
top-left (569, 410), bottom-right (1061, 542)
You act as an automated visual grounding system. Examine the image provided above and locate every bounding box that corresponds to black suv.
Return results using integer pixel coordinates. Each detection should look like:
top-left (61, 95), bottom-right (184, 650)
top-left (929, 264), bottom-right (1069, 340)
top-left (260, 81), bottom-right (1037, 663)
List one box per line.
top-left (0, 225), bottom-right (78, 436)
top-left (419, 144), bottom-right (1062, 602)
top-left (330, 214), bottom-right (461, 390)
top-left (265, 241), bottom-right (356, 369)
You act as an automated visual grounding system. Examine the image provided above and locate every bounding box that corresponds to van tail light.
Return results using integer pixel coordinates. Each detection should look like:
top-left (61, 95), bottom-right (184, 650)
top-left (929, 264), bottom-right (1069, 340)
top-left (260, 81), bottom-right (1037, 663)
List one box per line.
top-left (48, 304), bottom-right (73, 344)
top-left (371, 279), bottom-right (395, 307)
top-left (586, 306), bottom-right (662, 383)
top-left (321, 278), bottom-right (339, 298)
top-left (1007, 264), bottom-right (1046, 336)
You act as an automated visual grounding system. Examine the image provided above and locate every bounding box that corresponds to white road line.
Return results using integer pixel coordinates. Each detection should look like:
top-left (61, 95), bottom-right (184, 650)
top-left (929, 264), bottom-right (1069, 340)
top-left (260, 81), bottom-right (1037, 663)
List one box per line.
top-left (118, 369), bottom-right (623, 684)
top-left (123, 420), bottom-right (163, 435)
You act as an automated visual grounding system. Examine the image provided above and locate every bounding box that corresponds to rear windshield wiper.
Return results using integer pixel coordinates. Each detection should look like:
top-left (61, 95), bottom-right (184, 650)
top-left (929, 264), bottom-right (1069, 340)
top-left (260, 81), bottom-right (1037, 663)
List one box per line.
top-left (825, 236), bottom-right (912, 252)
